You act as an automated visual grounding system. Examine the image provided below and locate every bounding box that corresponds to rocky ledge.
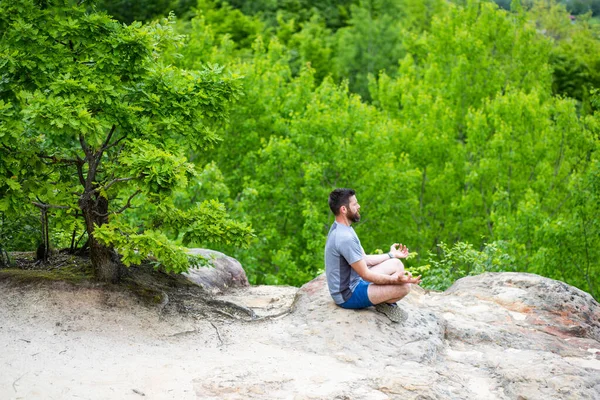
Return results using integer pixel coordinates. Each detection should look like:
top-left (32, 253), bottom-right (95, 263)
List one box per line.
top-left (267, 272), bottom-right (600, 399)
top-left (1, 265), bottom-right (599, 399)
top-left (183, 257), bottom-right (600, 398)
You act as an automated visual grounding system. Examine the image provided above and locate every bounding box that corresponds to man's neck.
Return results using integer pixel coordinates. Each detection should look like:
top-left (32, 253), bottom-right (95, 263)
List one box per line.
top-left (335, 215), bottom-right (351, 227)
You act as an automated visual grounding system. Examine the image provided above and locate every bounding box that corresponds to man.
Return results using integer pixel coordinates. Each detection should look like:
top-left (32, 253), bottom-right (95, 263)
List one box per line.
top-left (324, 188), bottom-right (421, 322)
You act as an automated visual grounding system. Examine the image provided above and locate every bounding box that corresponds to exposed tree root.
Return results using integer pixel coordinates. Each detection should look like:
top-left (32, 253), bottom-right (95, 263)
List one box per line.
top-left (1, 252), bottom-right (296, 323)
top-left (207, 299), bottom-right (257, 320)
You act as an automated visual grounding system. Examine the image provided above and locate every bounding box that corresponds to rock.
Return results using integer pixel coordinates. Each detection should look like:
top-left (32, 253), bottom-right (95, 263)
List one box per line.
top-left (214, 284), bottom-right (298, 318)
top-left (2, 266), bottom-right (599, 399)
top-left (445, 272), bottom-right (600, 342)
top-left (282, 272), bottom-right (600, 399)
top-left (182, 248), bottom-right (249, 292)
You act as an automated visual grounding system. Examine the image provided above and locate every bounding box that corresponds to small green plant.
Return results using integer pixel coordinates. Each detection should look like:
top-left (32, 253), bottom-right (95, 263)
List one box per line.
top-left (413, 241), bottom-right (516, 291)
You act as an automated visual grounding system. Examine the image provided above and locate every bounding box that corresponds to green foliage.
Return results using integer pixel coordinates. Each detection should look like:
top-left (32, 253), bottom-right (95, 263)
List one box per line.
top-left (0, 212), bottom-right (40, 251)
top-left (332, 0), bottom-right (406, 100)
top-left (494, 0), bottom-right (600, 16)
top-left (93, 223), bottom-right (192, 273)
top-left (326, 0), bottom-right (445, 100)
top-left (168, 31), bottom-right (421, 284)
top-left (149, 199), bottom-right (254, 246)
top-left (367, 1), bottom-right (597, 297)
top-left (193, 0), bottom-right (265, 49)
top-left (528, 1), bottom-right (600, 104)
top-left (94, 198), bottom-right (253, 272)
top-left (563, 0), bottom-right (600, 16)
top-left (285, 15), bottom-right (333, 83)
top-left (224, 0), bottom-right (358, 31)
top-left (151, 0), bottom-right (600, 299)
top-left (118, 139), bottom-right (195, 196)
top-left (2, 0), bottom-right (599, 299)
top-left (412, 241), bottom-right (516, 291)
top-left (95, 0), bottom-right (196, 24)
top-left (0, 0), bottom-right (251, 280)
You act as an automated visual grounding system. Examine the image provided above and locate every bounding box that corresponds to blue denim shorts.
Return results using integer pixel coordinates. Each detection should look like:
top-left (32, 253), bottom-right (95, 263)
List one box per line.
top-left (339, 280), bottom-right (373, 309)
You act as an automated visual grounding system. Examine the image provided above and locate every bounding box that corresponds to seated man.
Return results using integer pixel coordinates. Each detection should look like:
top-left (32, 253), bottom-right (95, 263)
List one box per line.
top-left (324, 188), bottom-right (421, 322)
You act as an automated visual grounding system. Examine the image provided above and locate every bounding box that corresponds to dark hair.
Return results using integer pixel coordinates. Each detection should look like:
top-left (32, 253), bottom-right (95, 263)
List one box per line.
top-left (328, 188), bottom-right (356, 215)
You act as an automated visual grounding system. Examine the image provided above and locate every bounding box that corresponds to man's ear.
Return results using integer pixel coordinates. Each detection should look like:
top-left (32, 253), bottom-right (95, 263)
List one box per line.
top-left (339, 205), bottom-right (347, 214)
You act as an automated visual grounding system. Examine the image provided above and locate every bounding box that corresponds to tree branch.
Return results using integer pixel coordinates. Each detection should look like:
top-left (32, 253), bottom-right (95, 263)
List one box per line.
top-left (79, 134), bottom-right (92, 158)
top-left (92, 190), bottom-right (141, 217)
top-left (80, 134), bottom-right (100, 190)
top-left (31, 201), bottom-right (70, 210)
top-left (98, 125), bottom-right (117, 156)
top-left (100, 177), bottom-right (138, 192)
top-left (115, 190), bottom-right (141, 214)
top-left (69, 40), bottom-right (77, 62)
top-left (38, 154), bottom-right (83, 166)
top-left (75, 155), bottom-right (86, 186)
top-left (104, 133), bottom-right (128, 153)
top-left (53, 39), bottom-right (68, 47)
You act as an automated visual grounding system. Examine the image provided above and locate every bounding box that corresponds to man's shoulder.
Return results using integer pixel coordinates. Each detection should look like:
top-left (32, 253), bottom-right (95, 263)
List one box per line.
top-left (329, 223), bottom-right (359, 245)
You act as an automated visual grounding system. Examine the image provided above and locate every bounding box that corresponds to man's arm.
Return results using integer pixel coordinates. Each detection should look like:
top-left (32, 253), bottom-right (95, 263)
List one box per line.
top-left (350, 258), bottom-right (420, 285)
top-left (363, 243), bottom-right (410, 267)
top-left (364, 253), bottom-right (393, 266)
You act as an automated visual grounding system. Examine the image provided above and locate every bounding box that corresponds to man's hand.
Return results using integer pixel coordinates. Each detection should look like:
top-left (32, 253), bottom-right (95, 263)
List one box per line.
top-left (390, 243), bottom-right (409, 259)
top-left (391, 271), bottom-right (421, 285)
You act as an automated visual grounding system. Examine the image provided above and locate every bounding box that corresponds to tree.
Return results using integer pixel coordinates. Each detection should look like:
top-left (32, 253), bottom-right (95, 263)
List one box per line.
top-left (0, 0), bottom-right (253, 282)
top-left (156, 0), bottom-right (598, 298)
top-left (528, 1), bottom-right (600, 106)
top-left (164, 26), bottom-right (419, 284)
top-left (368, 0), bottom-right (599, 297)
top-left (94, 0), bottom-right (183, 24)
top-left (223, 0), bottom-right (358, 31)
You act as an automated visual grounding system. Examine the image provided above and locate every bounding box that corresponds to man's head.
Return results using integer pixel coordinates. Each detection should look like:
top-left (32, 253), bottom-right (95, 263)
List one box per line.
top-left (328, 188), bottom-right (360, 223)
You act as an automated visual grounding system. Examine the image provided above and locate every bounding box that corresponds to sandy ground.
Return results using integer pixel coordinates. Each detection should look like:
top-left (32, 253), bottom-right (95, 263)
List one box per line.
top-left (4, 273), bottom-right (599, 399)
top-left (0, 282), bottom-right (362, 400)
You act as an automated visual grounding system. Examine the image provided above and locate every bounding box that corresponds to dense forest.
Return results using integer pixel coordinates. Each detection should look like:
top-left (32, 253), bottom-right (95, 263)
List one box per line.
top-left (1, 0), bottom-right (598, 299)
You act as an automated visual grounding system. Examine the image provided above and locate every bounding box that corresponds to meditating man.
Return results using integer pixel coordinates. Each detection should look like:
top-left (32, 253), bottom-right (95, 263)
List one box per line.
top-left (324, 188), bottom-right (421, 322)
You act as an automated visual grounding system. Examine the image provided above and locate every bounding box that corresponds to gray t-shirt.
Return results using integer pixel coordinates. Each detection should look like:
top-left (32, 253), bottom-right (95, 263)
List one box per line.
top-left (324, 221), bottom-right (364, 304)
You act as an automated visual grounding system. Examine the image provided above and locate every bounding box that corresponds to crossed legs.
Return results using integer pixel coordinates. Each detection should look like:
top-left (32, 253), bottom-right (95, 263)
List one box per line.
top-left (366, 258), bottom-right (411, 305)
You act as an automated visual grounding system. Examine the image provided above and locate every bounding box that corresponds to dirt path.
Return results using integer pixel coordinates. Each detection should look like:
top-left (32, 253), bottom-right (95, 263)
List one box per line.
top-left (0, 282), bottom-right (364, 400)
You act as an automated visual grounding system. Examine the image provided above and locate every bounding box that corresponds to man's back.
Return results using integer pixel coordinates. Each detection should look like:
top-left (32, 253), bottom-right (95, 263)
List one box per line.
top-left (324, 221), bottom-right (364, 304)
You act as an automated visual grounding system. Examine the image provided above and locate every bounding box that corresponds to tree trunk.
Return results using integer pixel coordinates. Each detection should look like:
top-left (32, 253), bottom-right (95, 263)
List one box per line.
top-left (90, 237), bottom-right (120, 282)
top-left (36, 207), bottom-right (50, 263)
top-left (80, 192), bottom-right (121, 282)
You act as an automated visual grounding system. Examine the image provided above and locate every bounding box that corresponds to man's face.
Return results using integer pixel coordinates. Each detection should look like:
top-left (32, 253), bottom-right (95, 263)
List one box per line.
top-left (345, 195), bottom-right (361, 223)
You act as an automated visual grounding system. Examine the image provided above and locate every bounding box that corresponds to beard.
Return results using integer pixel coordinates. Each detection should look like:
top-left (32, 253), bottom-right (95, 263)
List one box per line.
top-left (347, 209), bottom-right (361, 223)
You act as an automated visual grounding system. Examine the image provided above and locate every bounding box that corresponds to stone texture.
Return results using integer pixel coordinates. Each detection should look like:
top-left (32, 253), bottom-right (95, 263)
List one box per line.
top-left (183, 248), bottom-right (249, 292)
top-left (2, 266), bottom-right (599, 399)
top-left (214, 284), bottom-right (298, 318)
top-left (282, 272), bottom-right (600, 399)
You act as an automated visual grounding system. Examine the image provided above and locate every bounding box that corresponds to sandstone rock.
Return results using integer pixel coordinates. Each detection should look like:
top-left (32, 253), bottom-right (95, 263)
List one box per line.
top-left (283, 272), bottom-right (600, 399)
top-left (2, 266), bottom-right (599, 399)
top-left (183, 248), bottom-right (249, 292)
top-left (214, 284), bottom-right (298, 318)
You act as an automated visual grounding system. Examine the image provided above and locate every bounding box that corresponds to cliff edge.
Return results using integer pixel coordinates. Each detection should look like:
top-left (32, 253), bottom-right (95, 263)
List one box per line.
top-left (1, 271), bottom-right (598, 399)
